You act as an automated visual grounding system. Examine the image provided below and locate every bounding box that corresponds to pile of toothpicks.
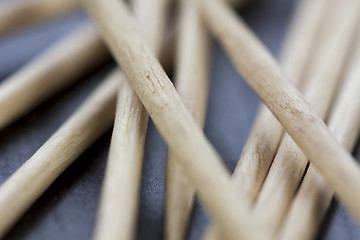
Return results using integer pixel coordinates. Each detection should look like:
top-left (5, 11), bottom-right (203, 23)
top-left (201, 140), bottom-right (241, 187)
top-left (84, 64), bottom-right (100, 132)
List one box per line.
top-left (0, 0), bottom-right (360, 239)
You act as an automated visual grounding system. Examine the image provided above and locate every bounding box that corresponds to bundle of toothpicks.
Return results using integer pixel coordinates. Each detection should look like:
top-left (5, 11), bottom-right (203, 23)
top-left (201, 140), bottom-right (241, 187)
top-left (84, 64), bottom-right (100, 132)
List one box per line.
top-left (0, 0), bottom-right (360, 239)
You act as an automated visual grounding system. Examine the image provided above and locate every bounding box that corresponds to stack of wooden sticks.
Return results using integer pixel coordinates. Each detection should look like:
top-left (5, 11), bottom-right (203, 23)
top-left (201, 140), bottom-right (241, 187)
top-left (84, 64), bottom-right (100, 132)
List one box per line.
top-left (0, 0), bottom-right (360, 239)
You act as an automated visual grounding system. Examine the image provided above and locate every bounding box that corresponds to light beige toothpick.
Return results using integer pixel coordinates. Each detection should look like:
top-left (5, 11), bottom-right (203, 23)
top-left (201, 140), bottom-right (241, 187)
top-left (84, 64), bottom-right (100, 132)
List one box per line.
top-left (278, 20), bottom-right (360, 240)
top-left (93, 0), bottom-right (169, 239)
top-left (0, 0), bottom-right (79, 36)
top-left (204, 0), bottom-right (328, 238)
top-left (0, 70), bottom-right (121, 238)
top-left (164, 0), bottom-right (210, 239)
top-left (251, 0), bottom-right (360, 236)
top-left (0, 24), bottom-right (109, 130)
top-left (93, 71), bottom-right (148, 240)
top-left (83, 0), bottom-right (262, 239)
top-left (198, 0), bottom-right (360, 226)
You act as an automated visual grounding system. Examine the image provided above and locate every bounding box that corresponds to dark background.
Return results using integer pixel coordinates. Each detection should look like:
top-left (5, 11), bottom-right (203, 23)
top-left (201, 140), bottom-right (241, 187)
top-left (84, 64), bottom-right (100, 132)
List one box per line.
top-left (0, 0), bottom-right (359, 239)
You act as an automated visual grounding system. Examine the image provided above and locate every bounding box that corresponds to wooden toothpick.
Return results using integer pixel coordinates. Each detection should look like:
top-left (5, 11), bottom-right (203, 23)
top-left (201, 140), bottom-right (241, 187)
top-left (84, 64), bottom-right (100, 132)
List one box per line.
top-left (131, 0), bottom-right (170, 56)
top-left (0, 24), bottom-right (109, 130)
top-left (93, 0), bottom-right (169, 239)
top-left (0, 0), bottom-right (79, 36)
top-left (251, 0), bottom-right (360, 236)
top-left (93, 72), bottom-right (148, 240)
top-left (278, 22), bottom-right (360, 240)
top-left (0, 70), bottom-right (120, 238)
top-left (226, 0), bottom-right (249, 8)
top-left (164, 0), bottom-right (210, 239)
top-left (83, 0), bottom-right (262, 239)
top-left (204, 0), bottom-right (328, 238)
top-left (199, 0), bottom-right (360, 226)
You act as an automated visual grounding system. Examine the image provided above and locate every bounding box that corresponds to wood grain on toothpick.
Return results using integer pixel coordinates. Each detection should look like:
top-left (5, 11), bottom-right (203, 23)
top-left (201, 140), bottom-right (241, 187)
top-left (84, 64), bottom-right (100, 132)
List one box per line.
top-left (199, 0), bottom-right (360, 226)
top-left (0, 24), bottom-right (109, 130)
top-left (164, 0), bottom-right (210, 239)
top-left (83, 0), bottom-right (262, 239)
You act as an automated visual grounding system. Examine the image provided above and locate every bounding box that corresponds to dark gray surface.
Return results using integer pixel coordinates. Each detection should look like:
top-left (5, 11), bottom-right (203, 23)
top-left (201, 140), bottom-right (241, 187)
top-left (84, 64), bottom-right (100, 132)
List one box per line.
top-left (0, 0), bottom-right (359, 239)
